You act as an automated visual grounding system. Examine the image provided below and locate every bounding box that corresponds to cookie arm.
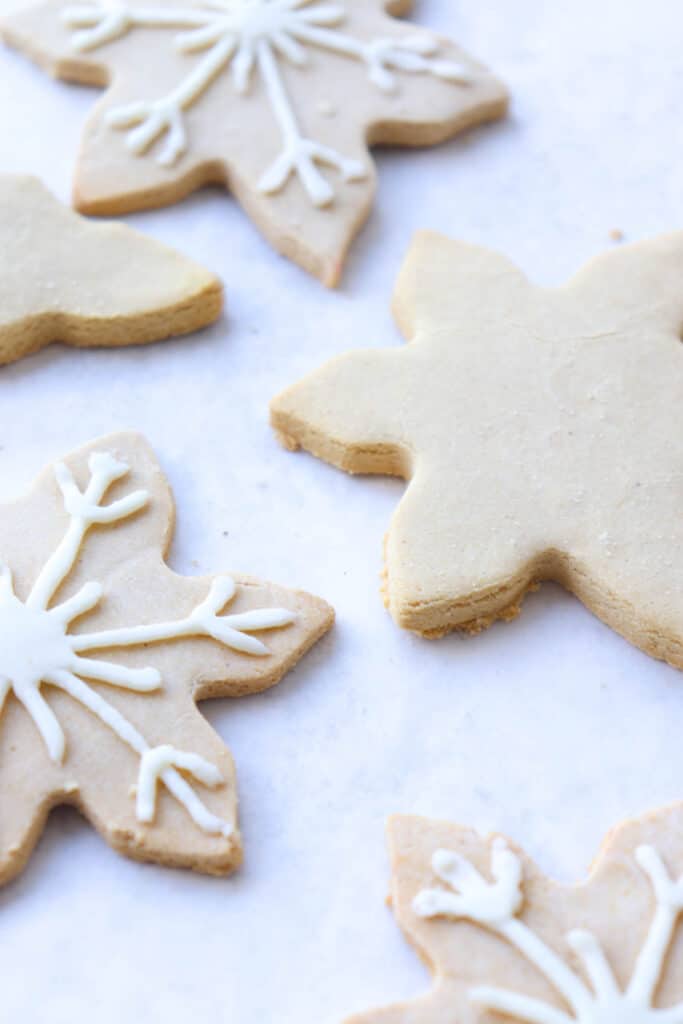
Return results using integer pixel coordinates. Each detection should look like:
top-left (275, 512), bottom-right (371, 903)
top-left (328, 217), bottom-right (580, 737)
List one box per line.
top-left (188, 575), bottom-right (335, 700)
top-left (383, 465), bottom-right (544, 635)
top-left (560, 529), bottom-right (683, 671)
top-left (73, 694), bottom-right (242, 876)
top-left (0, 176), bottom-right (222, 366)
top-left (392, 231), bottom-right (533, 342)
top-left (270, 349), bottom-right (414, 476)
top-left (0, 774), bottom-right (56, 887)
top-left (566, 232), bottom-right (683, 334)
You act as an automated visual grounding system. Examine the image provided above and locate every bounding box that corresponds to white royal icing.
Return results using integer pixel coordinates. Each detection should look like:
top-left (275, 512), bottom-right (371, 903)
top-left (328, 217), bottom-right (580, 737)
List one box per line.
top-left (60, 0), bottom-right (474, 206)
top-left (0, 450), bottom-right (296, 837)
top-left (413, 839), bottom-right (683, 1023)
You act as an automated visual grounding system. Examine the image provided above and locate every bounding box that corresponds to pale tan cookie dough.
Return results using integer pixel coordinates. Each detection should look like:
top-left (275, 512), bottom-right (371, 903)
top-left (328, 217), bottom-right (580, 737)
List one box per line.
top-left (344, 805), bottom-right (683, 1023)
top-left (0, 174), bottom-right (222, 365)
top-left (1, 1), bottom-right (508, 285)
top-left (271, 230), bottom-right (683, 668)
top-left (0, 432), bottom-right (333, 884)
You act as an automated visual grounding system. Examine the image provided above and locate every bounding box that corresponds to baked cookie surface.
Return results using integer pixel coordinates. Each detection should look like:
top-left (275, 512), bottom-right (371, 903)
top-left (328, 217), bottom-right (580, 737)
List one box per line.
top-left (271, 230), bottom-right (683, 667)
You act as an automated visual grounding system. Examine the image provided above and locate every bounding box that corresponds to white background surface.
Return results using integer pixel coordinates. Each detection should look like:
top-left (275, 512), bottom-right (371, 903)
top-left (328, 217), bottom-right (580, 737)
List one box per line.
top-left (0, 1), bottom-right (682, 1020)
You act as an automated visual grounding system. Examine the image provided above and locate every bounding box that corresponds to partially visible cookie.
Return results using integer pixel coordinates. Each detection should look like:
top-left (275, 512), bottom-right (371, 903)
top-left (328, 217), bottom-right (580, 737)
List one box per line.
top-left (344, 805), bottom-right (683, 1023)
top-left (0, 174), bottom-right (222, 365)
top-left (271, 230), bottom-right (683, 669)
top-left (1, 2), bottom-right (508, 285)
top-left (0, 432), bottom-right (333, 883)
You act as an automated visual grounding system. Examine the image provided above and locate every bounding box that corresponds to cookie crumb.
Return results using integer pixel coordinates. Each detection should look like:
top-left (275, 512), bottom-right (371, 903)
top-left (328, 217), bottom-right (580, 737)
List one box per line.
top-left (609, 228), bottom-right (624, 242)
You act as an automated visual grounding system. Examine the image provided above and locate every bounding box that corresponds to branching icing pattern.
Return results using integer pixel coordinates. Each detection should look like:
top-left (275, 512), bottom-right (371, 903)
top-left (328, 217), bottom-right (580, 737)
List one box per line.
top-left (414, 839), bottom-right (683, 1023)
top-left (60, 0), bottom-right (474, 206)
top-left (0, 451), bottom-right (296, 837)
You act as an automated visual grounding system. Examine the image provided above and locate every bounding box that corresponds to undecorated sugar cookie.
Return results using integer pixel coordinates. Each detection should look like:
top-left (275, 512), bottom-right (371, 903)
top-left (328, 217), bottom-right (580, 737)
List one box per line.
top-left (1, 2), bottom-right (508, 285)
top-left (0, 175), bottom-right (222, 366)
top-left (271, 230), bottom-right (683, 669)
top-left (0, 433), bottom-right (333, 883)
top-left (345, 806), bottom-right (683, 1023)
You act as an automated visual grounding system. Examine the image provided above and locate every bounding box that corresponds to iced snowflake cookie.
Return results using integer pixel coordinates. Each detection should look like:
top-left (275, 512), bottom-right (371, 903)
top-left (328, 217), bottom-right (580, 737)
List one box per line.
top-left (345, 807), bottom-right (683, 1024)
top-left (0, 175), bottom-right (222, 366)
top-left (0, 432), bottom-right (332, 884)
top-left (271, 230), bottom-right (683, 668)
top-left (0, 2), bottom-right (507, 286)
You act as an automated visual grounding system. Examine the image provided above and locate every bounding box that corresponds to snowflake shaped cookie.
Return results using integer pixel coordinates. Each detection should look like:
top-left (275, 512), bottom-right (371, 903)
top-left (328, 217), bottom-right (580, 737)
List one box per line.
top-left (271, 230), bottom-right (683, 668)
top-left (1, 1), bottom-right (507, 284)
top-left (0, 175), bottom-right (221, 367)
top-left (0, 433), bottom-right (332, 883)
top-left (345, 808), bottom-right (683, 1024)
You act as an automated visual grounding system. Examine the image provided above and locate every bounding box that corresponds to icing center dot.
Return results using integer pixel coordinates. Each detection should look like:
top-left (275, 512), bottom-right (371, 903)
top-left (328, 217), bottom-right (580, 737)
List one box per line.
top-left (201, 0), bottom-right (300, 37)
top-left (0, 587), bottom-right (70, 689)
